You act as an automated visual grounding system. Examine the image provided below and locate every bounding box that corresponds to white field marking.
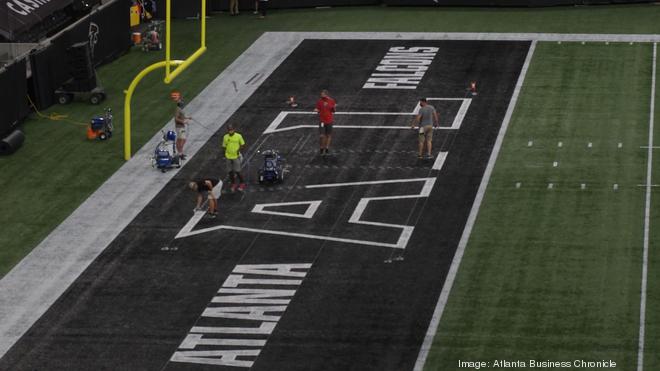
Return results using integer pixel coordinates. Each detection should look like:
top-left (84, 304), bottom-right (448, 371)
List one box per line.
top-left (0, 32), bottom-right (304, 359)
top-left (251, 200), bottom-right (322, 219)
top-left (528, 140), bottom-right (533, 147)
top-left (639, 146), bottom-right (660, 149)
top-left (263, 98), bottom-right (471, 134)
top-left (3, 30), bottom-right (658, 361)
top-left (279, 31), bottom-right (660, 43)
top-left (638, 42), bottom-right (657, 371)
top-left (637, 184), bottom-right (660, 187)
top-left (413, 40), bottom-right (537, 371)
top-left (558, 141), bottom-right (563, 147)
top-left (548, 183), bottom-right (554, 189)
top-left (432, 151), bottom-right (449, 171)
top-left (553, 161), bottom-right (558, 167)
top-left (176, 178), bottom-right (436, 250)
top-left (305, 177), bottom-right (433, 189)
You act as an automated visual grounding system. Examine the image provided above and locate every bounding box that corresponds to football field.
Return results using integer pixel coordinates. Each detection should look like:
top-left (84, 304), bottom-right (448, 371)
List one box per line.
top-left (0, 30), bottom-right (659, 371)
top-left (425, 40), bottom-right (658, 370)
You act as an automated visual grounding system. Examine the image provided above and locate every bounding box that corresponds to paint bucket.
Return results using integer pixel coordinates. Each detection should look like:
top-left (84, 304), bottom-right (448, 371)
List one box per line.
top-left (132, 32), bottom-right (142, 45)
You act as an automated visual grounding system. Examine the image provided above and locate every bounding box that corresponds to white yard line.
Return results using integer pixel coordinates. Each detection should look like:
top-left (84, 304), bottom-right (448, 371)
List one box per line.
top-left (637, 42), bottom-right (656, 371)
top-left (431, 152), bottom-right (448, 171)
top-left (413, 40), bottom-right (538, 371)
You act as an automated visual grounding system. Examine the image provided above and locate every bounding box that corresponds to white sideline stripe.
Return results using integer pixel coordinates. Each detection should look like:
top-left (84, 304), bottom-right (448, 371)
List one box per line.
top-left (637, 42), bottom-right (656, 371)
top-left (413, 40), bottom-right (537, 371)
top-left (432, 152), bottom-right (448, 171)
top-left (282, 31), bottom-right (660, 43)
top-left (175, 178), bottom-right (436, 250)
top-left (252, 200), bottom-right (322, 219)
top-left (264, 98), bottom-right (470, 134)
top-left (0, 32), bottom-right (305, 359)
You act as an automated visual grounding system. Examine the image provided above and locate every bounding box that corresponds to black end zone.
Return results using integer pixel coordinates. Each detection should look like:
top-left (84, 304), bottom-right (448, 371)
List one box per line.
top-left (0, 39), bottom-right (530, 371)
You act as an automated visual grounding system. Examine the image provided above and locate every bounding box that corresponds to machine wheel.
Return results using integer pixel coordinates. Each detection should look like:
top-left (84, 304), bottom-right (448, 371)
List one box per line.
top-left (57, 93), bottom-right (72, 105)
top-left (161, 169), bottom-right (166, 173)
top-left (99, 132), bottom-right (107, 140)
top-left (90, 93), bottom-right (103, 105)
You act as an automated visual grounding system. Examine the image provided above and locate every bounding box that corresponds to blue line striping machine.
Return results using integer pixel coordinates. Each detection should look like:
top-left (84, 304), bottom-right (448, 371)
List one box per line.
top-left (151, 130), bottom-right (181, 172)
top-left (258, 149), bottom-right (285, 184)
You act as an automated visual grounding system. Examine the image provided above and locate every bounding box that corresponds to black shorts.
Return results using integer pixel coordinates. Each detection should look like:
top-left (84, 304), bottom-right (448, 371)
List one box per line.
top-left (319, 122), bottom-right (333, 135)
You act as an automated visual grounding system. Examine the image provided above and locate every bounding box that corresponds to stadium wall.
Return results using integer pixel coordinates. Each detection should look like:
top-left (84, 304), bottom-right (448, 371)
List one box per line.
top-left (382, 0), bottom-right (653, 5)
top-left (0, 59), bottom-right (28, 138)
top-left (29, 0), bottom-right (131, 109)
top-left (180, 0), bottom-right (654, 12)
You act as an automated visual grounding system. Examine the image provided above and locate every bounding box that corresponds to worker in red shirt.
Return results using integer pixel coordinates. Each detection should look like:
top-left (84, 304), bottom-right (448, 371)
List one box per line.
top-left (314, 89), bottom-right (336, 155)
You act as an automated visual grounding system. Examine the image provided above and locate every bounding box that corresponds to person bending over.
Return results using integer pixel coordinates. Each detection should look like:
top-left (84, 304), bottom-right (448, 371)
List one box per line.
top-left (189, 177), bottom-right (223, 217)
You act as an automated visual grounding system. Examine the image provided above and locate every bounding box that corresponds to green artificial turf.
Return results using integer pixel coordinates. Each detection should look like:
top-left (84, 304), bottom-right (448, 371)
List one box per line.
top-left (1, 4), bottom-right (660, 369)
top-left (3, 4), bottom-right (660, 277)
top-left (424, 42), bottom-right (652, 370)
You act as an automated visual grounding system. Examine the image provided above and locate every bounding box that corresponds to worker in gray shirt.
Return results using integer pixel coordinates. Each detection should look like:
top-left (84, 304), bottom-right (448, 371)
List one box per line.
top-left (411, 98), bottom-right (439, 159)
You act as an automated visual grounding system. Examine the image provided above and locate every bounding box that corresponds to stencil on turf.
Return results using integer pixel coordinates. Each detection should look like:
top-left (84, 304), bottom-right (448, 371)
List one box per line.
top-left (264, 97), bottom-right (472, 134)
top-left (175, 178), bottom-right (437, 249)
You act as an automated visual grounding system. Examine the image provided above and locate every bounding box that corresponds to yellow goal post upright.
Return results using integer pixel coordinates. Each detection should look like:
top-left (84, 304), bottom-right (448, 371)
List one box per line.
top-left (123, 0), bottom-right (207, 160)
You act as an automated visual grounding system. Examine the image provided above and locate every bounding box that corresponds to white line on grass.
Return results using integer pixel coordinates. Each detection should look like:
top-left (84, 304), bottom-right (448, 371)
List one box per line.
top-left (412, 40), bottom-right (538, 371)
top-left (281, 32), bottom-right (660, 43)
top-left (637, 42), bottom-right (656, 371)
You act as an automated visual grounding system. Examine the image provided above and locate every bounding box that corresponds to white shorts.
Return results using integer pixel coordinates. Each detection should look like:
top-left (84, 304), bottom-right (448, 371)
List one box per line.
top-left (210, 180), bottom-right (223, 199)
top-left (175, 125), bottom-right (187, 140)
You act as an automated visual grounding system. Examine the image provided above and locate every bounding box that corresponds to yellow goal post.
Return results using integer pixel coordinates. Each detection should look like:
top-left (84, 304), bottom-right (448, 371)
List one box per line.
top-left (123, 0), bottom-right (207, 160)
